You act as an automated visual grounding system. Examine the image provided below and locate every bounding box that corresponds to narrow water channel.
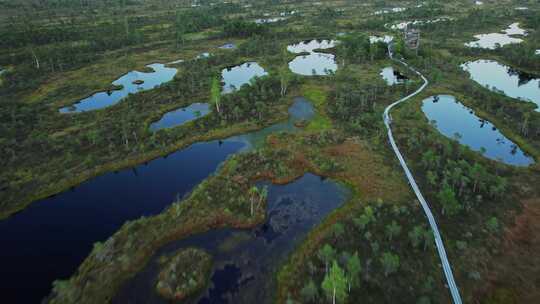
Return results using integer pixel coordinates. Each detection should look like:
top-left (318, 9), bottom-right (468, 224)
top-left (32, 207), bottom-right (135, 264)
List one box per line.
top-left (0, 97), bottom-right (314, 303)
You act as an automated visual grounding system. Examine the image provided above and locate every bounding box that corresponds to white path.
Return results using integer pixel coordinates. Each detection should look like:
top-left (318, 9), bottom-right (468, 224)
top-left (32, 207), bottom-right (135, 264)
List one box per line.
top-left (382, 55), bottom-right (463, 304)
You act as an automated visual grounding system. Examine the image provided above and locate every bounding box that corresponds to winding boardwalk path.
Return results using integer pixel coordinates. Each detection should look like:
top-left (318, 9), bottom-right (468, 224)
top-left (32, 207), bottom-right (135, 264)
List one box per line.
top-left (383, 55), bottom-right (463, 304)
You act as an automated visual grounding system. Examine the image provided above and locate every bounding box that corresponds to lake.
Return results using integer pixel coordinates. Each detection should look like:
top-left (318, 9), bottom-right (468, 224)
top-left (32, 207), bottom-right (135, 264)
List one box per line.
top-left (287, 40), bottom-right (338, 76)
top-left (222, 62), bottom-right (268, 93)
top-left (380, 66), bottom-right (408, 85)
top-left (0, 98), bottom-right (315, 303)
top-left (461, 59), bottom-right (540, 111)
top-left (149, 103), bottom-right (211, 132)
top-left (465, 23), bottom-right (527, 49)
top-left (422, 95), bottom-right (534, 166)
top-left (113, 173), bottom-right (351, 304)
top-left (59, 63), bottom-right (177, 113)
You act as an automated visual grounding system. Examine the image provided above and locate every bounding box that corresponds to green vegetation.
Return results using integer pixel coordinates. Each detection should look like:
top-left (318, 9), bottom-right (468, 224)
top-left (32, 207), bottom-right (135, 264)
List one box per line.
top-left (302, 84), bottom-right (333, 131)
top-left (49, 149), bottom-right (273, 303)
top-left (48, 100), bottom-right (411, 303)
top-left (322, 260), bottom-right (348, 303)
top-left (0, 50), bottom-right (297, 219)
top-left (336, 33), bottom-right (387, 63)
top-left (155, 248), bottom-right (213, 300)
top-left (279, 198), bottom-right (447, 303)
top-left (1, 0), bottom-right (540, 303)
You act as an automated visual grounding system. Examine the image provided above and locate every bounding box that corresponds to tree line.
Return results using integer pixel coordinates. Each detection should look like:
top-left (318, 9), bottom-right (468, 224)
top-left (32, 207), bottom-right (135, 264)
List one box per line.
top-left (291, 199), bottom-right (445, 304)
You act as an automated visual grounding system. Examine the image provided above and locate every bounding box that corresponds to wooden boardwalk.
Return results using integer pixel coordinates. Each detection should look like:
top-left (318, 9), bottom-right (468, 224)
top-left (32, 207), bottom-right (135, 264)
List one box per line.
top-left (383, 54), bottom-right (463, 304)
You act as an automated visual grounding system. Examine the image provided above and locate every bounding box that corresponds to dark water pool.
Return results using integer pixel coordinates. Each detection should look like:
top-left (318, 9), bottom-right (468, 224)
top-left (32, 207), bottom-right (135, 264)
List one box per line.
top-left (422, 95), bottom-right (534, 166)
top-left (113, 173), bottom-right (351, 304)
top-left (0, 98), bottom-right (313, 303)
top-left (0, 141), bottom-right (244, 303)
top-left (59, 63), bottom-right (177, 113)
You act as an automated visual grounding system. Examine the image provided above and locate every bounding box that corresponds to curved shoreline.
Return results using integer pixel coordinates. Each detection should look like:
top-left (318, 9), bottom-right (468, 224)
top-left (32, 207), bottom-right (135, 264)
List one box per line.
top-left (383, 54), bottom-right (463, 304)
top-left (0, 113), bottom-right (287, 221)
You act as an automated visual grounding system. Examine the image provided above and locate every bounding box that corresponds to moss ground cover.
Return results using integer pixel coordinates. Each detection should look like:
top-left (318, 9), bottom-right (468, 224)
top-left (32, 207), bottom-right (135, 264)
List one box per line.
top-left (155, 247), bottom-right (213, 301)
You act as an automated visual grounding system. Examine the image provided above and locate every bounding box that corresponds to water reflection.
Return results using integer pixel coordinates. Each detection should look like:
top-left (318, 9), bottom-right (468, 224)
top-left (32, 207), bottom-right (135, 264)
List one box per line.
top-left (222, 62), bottom-right (268, 93)
top-left (422, 95), bottom-right (534, 166)
top-left (60, 63), bottom-right (177, 113)
top-left (461, 59), bottom-right (540, 111)
top-left (113, 173), bottom-right (351, 304)
top-left (288, 53), bottom-right (337, 76)
top-left (503, 23), bottom-right (527, 36)
top-left (287, 39), bottom-right (337, 54)
top-left (149, 103), bottom-right (211, 131)
top-left (197, 52), bottom-right (211, 59)
top-left (0, 140), bottom-right (245, 304)
top-left (219, 43), bottom-right (236, 49)
top-left (373, 7), bottom-right (406, 15)
top-left (380, 66), bottom-right (408, 85)
top-left (388, 18), bottom-right (452, 30)
top-left (228, 97), bottom-right (315, 149)
top-left (0, 98), bottom-right (314, 303)
top-left (465, 23), bottom-right (527, 49)
top-left (287, 40), bottom-right (338, 76)
top-left (370, 35), bottom-right (394, 44)
top-left (254, 17), bottom-right (286, 24)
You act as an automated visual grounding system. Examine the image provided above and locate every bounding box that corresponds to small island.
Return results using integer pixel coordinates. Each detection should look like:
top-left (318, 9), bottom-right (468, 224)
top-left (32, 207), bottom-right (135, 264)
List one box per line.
top-left (155, 248), bottom-right (212, 301)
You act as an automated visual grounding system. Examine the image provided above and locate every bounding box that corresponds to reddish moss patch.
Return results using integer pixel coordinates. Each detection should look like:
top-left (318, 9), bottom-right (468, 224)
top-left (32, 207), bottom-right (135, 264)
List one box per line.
top-left (478, 199), bottom-right (540, 304)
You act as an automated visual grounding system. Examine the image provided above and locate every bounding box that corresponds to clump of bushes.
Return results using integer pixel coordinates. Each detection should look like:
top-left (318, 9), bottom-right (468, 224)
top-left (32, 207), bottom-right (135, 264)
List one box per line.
top-left (155, 248), bottom-right (213, 300)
